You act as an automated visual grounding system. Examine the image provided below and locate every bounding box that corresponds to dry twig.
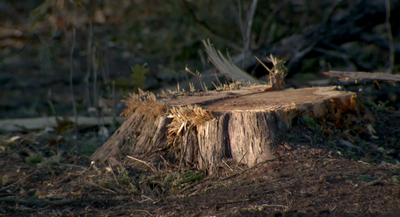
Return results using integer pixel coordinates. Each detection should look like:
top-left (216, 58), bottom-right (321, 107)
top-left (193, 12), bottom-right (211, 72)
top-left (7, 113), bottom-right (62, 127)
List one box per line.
top-left (127, 155), bottom-right (157, 173)
top-left (0, 170), bottom-right (39, 191)
top-left (221, 155), bottom-right (284, 181)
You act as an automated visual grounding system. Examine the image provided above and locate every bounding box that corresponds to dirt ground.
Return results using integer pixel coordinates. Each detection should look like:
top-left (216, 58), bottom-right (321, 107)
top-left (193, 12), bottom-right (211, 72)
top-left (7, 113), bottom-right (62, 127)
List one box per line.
top-left (1, 109), bottom-right (400, 217)
top-left (1, 1), bottom-right (400, 216)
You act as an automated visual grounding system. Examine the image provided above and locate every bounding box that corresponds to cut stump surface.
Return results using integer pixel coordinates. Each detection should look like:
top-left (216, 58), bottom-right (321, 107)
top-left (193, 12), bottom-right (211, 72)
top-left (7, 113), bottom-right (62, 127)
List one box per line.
top-left (91, 86), bottom-right (370, 171)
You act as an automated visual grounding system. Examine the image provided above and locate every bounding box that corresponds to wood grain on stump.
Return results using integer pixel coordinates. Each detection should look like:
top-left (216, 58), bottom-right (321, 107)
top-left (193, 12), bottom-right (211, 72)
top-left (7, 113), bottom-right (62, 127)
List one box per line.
top-left (91, 86), bottom-right (369, 171)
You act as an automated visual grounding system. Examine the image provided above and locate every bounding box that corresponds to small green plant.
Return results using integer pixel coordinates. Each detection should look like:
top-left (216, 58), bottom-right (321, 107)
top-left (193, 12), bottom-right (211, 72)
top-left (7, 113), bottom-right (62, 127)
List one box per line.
top-left (24, 153), bottom-right (44, 164)
top-left (2, 175), bottom-right (10, 186)
top-left (114, 64), bottom-right (149, 90)
top-left (41, 150), bottom-right (63, 165)
top-left (287, 134), bottom-right (300, 142)
top-left (357, 175), bottom-right (375, 182)
top-left (364, 100), bottom-right (393, 114)
top-left (301, 116), bottom-right (321, 134)
top-left (117, 170), bottom-right (133, 185)
top-left (392, 175), bottom-right (400, 184)
top-left (176, 170), bottom-right (204, 184)
top-left (78, 142), bottom-right (98, 155)
top-left (163, 170), bottom-right (203, 192)
top-left (346, 150), bottom-right (359, 159)
top-left (130, 64), bottom-right (149, 90)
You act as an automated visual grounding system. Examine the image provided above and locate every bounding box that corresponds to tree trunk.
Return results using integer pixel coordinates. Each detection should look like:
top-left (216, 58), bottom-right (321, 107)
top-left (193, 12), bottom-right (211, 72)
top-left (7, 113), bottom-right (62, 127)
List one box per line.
top-left (91, 86), bottom-right (370, 171)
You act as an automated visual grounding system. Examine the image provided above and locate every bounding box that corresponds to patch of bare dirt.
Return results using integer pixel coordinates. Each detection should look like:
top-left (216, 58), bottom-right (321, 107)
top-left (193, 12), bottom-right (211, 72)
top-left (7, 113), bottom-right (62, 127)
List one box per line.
top-left (1, 109), bottom-right (400, 216)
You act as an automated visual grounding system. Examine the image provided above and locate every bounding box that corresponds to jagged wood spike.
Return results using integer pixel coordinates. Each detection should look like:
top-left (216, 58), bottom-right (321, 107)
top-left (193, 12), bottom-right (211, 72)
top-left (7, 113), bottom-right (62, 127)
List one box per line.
top-left (202, 39), bottom-right (263, 85)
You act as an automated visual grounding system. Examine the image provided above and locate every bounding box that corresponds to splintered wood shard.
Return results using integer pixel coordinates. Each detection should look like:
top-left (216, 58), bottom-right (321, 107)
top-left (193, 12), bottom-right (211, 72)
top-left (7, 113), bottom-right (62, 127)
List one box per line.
top-left (202, 39), bottom-right (263, 85)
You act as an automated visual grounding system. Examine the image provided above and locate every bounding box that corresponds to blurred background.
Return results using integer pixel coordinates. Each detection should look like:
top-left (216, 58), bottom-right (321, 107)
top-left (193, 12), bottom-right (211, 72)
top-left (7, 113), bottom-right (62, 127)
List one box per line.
top-left (1, 0), bottom-right (399, 119)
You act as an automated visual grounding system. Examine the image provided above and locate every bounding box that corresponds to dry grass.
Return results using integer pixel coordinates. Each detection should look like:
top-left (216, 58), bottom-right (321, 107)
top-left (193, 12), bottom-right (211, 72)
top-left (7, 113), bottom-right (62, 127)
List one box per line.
top-left (120, 90), bottom-right (167, 118)
top-left (212, 80), bottom-right (258, 91)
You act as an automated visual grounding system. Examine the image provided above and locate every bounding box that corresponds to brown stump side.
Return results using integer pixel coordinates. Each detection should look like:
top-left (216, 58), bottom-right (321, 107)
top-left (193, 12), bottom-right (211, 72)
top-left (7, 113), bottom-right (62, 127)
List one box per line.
top-left (91, 86), bottom-right (370, 171)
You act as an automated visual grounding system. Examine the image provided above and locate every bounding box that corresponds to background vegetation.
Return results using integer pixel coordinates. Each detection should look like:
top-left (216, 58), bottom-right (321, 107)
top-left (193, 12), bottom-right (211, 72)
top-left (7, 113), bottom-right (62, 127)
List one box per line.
top-left (1, 2), bottom-right (400, 216)
top-left (1, 0), bottom-right (399, 119)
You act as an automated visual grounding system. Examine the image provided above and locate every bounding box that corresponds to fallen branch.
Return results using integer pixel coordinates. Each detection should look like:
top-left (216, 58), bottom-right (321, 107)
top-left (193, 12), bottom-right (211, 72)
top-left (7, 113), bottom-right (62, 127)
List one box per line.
top-left (362, 178), bottom-right (383, 187)
top-left (0, 116), bottom-right (125, 132)
top-left (0, 170), bottom-right (38, 191)
top-left (324, 71), bottom-right (400, 82)
top-left (0, 197), bottom-right (95, 207)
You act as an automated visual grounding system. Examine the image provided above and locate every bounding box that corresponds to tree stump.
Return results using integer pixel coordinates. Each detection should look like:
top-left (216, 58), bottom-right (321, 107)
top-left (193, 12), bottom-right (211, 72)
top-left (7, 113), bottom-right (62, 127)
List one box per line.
top-left (91, 85), bottom-right (370, 171)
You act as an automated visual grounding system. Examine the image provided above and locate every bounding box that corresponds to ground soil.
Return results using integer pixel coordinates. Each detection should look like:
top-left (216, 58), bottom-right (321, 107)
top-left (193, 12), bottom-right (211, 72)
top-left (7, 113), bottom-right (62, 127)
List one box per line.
top-left (1, 1), bottom-right (400, 215)
top-left (1, 109), bottom-right (400, 217)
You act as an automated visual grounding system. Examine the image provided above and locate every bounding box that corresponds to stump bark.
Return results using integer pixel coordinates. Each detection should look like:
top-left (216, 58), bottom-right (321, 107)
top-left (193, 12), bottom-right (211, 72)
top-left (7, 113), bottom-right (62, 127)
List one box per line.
top-left (91, 86), bottom-right (370, 171)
